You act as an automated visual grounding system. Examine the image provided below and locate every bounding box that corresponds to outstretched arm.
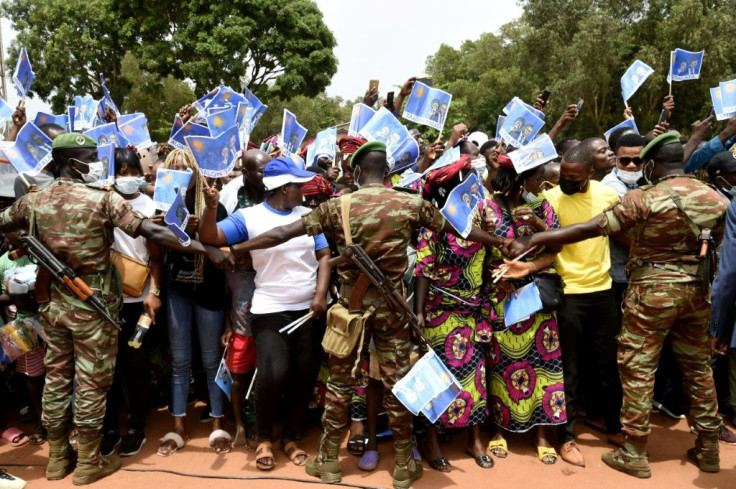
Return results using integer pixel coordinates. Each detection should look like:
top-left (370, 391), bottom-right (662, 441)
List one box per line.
top-left (518, 215), bottom-right (601, 252)
top-left (230, 220), bottom-right (308, 255)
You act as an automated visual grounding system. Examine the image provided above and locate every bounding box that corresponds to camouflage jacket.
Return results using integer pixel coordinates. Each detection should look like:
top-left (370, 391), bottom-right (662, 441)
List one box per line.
top-left (599, 174), bottom-right (728, 283)
top-left (0, 178), bottom-right (144, 275)
top-left (302, 183), bottom-right (446, 286)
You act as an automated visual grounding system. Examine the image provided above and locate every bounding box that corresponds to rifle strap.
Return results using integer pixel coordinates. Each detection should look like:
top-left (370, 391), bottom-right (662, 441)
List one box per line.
top-left (341, 194), bottom-right (372, 311)
top-left (340, 194), bottom-right (353, 245)
top-left (660, 183), bottom-right (702, 239)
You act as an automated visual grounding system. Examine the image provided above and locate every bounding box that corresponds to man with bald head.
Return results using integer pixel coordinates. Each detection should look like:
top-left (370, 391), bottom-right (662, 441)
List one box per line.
top-left (219, 149), bottom-right (271, 214)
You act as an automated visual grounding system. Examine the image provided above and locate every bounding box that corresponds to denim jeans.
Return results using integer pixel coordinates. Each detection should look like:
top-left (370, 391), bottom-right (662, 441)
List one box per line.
top-left (166, 287), bottom-right (225, 418)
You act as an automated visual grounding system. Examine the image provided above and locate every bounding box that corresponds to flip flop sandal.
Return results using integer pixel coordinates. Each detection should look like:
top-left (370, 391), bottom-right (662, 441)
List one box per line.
top-left (347, 435), bottom-right (366, 456)
top-left (255, 442), bottom-right (275, 471)
top-left (487, 439), bottom-right (508, 458)
top-left (537, 446), bottom-right (557, 465)
top-left (28, 425), bottom-right (47, 445)
top-left (466, 449), bottom-right (494, 469)
top-left (283, 440), bottom-right (308, 466)
top-left (209, 429), bottom-right (232, 454)
top-left (157, 432), bottom-right (187, 457)
top-left (358, 450), bottom-right (380, 471)
top-left (2, 427), bottom-right (29, 448)
top-left (426, 456), bottom-right (451, 472)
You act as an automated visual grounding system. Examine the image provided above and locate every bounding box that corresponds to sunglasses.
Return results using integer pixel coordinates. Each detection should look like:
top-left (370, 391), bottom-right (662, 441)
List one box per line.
top-left (617, 156), bottom-right (642, 165)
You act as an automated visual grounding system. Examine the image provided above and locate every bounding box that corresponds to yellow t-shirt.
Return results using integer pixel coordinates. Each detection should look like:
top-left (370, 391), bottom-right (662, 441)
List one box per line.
top-left (544, 180), bottom-right (620, 294)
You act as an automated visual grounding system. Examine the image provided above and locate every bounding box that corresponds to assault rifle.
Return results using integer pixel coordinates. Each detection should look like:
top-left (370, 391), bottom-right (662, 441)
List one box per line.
top-left (19, 234), bottom-right (122, 330)
top-left (330, 244), bottom-right (429, 349)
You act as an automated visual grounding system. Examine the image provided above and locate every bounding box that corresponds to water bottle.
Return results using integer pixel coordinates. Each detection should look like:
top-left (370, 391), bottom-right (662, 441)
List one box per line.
top-left (128, 312), bottom-right (152, 349)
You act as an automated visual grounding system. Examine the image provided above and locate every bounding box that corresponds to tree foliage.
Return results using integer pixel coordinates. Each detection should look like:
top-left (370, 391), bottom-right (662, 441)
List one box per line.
top-left (426, 0), bottom-right (736, 139)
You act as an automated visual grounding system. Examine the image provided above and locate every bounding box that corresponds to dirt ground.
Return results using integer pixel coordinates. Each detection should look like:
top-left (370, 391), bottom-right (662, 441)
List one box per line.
top-left (1, 405), bottom-right (734, 489)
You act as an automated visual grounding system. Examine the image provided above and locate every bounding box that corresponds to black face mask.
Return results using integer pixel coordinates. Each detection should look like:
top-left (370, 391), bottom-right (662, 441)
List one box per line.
top-left (558, 177), bottom-right (584, 195)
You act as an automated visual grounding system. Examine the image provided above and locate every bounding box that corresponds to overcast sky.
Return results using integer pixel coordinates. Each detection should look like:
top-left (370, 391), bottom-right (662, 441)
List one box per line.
top-left (0, 1), bottom-right (523, 114)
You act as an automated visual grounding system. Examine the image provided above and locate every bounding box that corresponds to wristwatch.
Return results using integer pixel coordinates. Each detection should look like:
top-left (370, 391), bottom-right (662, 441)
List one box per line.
top-left (149, 288), bottom-right (161, 297)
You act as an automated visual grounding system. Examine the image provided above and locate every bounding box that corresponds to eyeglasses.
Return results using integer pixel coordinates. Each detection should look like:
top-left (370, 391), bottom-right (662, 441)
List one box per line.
top-left (617, 156), bottom-right (642, 165)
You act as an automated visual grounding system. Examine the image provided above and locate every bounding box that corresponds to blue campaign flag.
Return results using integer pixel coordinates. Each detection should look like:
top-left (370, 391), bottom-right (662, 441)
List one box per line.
top-left (169, 120), bottom-right (211, 151)
top-left (89, 144), bottom-right (115, 188)
top-left (243, 88), bottom-right (268, 134)
top-left (359, 107), bottom-right (409, 154)
top-left (710, 87), bottom-right (736, 121)
top-left (280, 109), bottom-right (307, 157)
top-left (192, 85), bottom-right (246, 121)
top-left (503, 282), bottom-right (544, 328)
top-left (395, 169), bottom-right (423, 189)
top-left (440, 173), bottom-right (482, 238)
top-left (313, 127), bottom-right (337, 161)
top-left (603, 118), bottom-right (640, 143)
top-left (84, 122), bottom-right (129, 148)
top-left (422, 146), bottom-right (461, 175)
top-left (185, 124), bottom-right (241, 178)
top-left (3, 122), bottom-right (53, 175)
top-left (215, 355), bottom-right (232, 398)
top-left (12, 48), bottom-right (35, 99)
top-left (498, 103), bottom-right (545, 148)
top-left (719, 79), bottom-right (736, 114)
top-left (348, 104), bottom-right (375, 137)
top-left (98, 73), bottom-right (120, 116)
top-left (73, 95), bottom-right (98, 131)
top-left (0, 97), bottom-right (15, 128)
top-left (34, 111), bottom-right (68, 129)
top-left (206, 105), bottom-right (238, 138)
top-left (119, 114), bottom-right (154, 150)
top-left (305, 142), bottom-right (316, 167)
top-left (169, 115), bottom-right (184, 142)
top-left (392, 349), bottom-right (462, 424)
top-left (164, 187), bottom-right (192, 246)
top-left (502, 97), bottom-right (545, 120)
top-left (495, 115), bottom-right (505, 140)
top-left (67, 106), bottom-right (76, 133)
top-left (388, 136), bottom-right (420, 174)
top-left (153, 168), bottom-right (193, 211)
top-left (401, 81), bottom-right (452, 131)
top-left (668, 49), bottom-right (704, 83)
top-left (507, 133), bottom-right (557, 173)
top-left (621, 60), bottom-right (654, 104)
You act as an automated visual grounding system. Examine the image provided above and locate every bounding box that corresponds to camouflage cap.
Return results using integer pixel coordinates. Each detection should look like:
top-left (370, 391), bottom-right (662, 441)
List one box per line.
top-left (52, 133), bottom-right (96, 150)
top-left (640, 132), bottom-right (680, 160)
top-left (350, 140), bottom-right (387, 169)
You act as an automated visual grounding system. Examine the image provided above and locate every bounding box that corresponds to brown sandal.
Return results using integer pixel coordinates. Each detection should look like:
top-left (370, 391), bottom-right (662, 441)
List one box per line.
top-left (255, 442), bottom-right (275, 471)
top-left (283, 440), bottom-right (308, 466)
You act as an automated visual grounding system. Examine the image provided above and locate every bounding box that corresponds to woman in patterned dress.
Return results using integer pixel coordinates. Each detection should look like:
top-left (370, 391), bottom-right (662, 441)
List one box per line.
top-left (414, 155), bottom-right (494, 471)
top-left (482, 157), bottom-right (567, 465)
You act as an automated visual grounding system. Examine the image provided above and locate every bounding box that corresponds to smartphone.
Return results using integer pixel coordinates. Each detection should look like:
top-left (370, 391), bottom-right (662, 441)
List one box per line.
top-left (369, 79), bottom-right (379, 93)
top-left (702, 105), bottom-right (715, 120)
top-left (575, 98), bottom-right (584, 117)
top-left (541, 88), bottom-right (551, 103)
top-left (386, 91), bottom-right (395, 111)
top-left (658, 109), bottom-right (668, 125)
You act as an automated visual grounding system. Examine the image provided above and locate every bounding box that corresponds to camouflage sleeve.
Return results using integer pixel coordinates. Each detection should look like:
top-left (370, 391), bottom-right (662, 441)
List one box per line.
top-left (600, 188), bottom-right (647, 235)
top-left (0, 194), bottom-right (32, 233)
top-left (105, 191), bottom-right (144, 237)
top-left (417, 196), bottom-right (447, 232)
top-left (302, 203), bottom-right (327, 237)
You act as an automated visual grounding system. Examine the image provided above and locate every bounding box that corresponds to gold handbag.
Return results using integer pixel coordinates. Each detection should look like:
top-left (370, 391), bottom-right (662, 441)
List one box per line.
top-left (109, 249), bottom-right (149, 297)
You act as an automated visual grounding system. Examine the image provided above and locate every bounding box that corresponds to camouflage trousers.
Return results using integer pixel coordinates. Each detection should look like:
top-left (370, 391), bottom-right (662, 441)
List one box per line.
top-left (39, 289), bottom-right (119, 432)
top-left (322, 287), bottom-right (413, 443)
top-left (618, 281), bottom-right (720, 437)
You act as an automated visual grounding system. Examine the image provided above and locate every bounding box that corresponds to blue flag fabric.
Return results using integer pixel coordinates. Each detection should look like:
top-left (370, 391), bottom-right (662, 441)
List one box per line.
top-left (153, 168), bottom-right (193, 211)
top-left (719, 79), bottom-right (736, 114)
top-left (388, 136), bottom-right (420, 174)
top-left (668, 49), bottom-right (704, 83)
top-left (73, 95), bottom-right (99, 131)
top-left (280, 109), bottom-right (307, 157)
top-left (621, 60), bottom-right (654, 104)
top-left (164, 187), bottom-right (192, 246)
top-left (313, 127), bottom-right (337, 162)
top-left (392, 349), bottom-right (462, 424)
top-left (34, 111), bottom-right (68, 129)
top-left (305, 143), bottom-right (316, 168)
top-left (507, 133), bottom-right (557, 173)
top-left (98, 73), bottom-right (120, 116)
top-left (89, 144), bottom-right (115, 188)
top-left (395, 169), bottom-right (423, 189)
top-left (193, 85), bottom-right (246, 122)
top-left (402, 81), bottom-right (452, 131)
top-left (502, 97), bottom-right (545, 120)
top-left (84, 122), bottom-right (129, 148)
top-left (168, 120), bottom-right (211, 151)
top-left (359, 107), bottom-right (409, 155)
top-left (603, 118), bottom-right (640, 143)
top-left (503, 282), bottom-right (544, 328)
top-left (498, 103), bottom-right (545, 148)
top-left (422, 146), bottom-right (461, 175)
top-left (206, 105), bottom-right (238, 138)
top-left (710, 87), bottom-right (736, 121)
top-left (12, 48), bottom-right (35, 99)
top-left (0, 98), bottom-right (15, 128)
top-left (440, 173), bottom-right (481, 238)
top-left (215, 355), bottom-right (233, 398)
top-left (119, 114), bottom-right (154, 150)
top-left (495, 115), bottom-right (505, 140)
top-left (185, 125), bottom-right (241, 178)
top-left (67, 106), bottom-right (77, 133)
top-left (3, 122), bottom-right (53, 175)
top-left (348, 104), bottom-right (376, 137)
top-left (243, 88), bottom-right (268, 136)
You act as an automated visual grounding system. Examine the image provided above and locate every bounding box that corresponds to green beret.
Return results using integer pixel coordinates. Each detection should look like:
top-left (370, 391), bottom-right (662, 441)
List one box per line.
top-left (640, 132), bottom-right (680, 160)
top-left (51, 133), bottom-right (97, 150)
top-left (350, 140), bottom-right (387, 169)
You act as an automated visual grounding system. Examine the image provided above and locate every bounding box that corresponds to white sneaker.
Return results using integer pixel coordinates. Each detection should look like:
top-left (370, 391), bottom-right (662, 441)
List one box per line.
top-left (0, 469), bottom-right (27, 489)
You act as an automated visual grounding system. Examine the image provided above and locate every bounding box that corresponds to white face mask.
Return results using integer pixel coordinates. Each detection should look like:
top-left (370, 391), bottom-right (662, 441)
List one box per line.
top-left (72, 159), bottom-right (104, 183)
top-left (617, 169), bottom-right (642, 185)
top-left (115, 176), bottom-right (144, 195)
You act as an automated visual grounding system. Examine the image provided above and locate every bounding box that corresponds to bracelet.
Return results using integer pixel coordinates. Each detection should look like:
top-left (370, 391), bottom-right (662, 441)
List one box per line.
top-left (149, 288), bottom-right (160, 297)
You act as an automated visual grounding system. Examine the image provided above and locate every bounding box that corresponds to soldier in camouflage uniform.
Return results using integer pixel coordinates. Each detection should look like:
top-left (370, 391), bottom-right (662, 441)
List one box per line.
top-left (0, 134), bottom-right (232, 485)
top-left (228, 141), bottom-right (508, 489)
top-left (514, 132), bottom-right (727, 478)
